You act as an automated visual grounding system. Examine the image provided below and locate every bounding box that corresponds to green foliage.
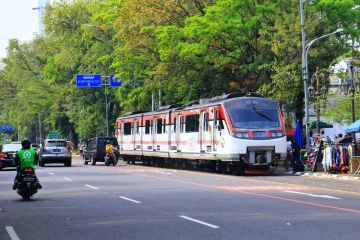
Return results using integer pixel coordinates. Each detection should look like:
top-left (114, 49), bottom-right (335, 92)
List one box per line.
top-left (0, 0), bottom-right (359, 143)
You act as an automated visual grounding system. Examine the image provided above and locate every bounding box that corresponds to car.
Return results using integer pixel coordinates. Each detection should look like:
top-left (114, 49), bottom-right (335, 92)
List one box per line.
top-left (83, 137), bottom-right (119, 165)
top-left (39, 139), bottom-right (72, 167)
top-left (0, 142), bottom-right (22, 170)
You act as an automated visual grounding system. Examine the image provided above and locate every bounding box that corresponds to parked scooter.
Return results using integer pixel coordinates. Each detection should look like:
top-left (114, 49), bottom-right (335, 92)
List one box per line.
top-left (15, 168), bottom-right (40, 200)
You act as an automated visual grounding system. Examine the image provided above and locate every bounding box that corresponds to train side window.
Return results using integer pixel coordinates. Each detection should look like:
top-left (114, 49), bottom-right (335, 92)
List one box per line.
top-left (217, 117), bottom-right (224, 130)
top-left (204, 112), bottom-right (209, 132)
top-left (134, 121), bottom-right (139, 134)
top-left (124, 122), bottom-right (132, 135)
top-left (145, 120), bottom-right (151, 134)
top-left (163, 119), bottom-right (166, 133)
top-left (173, 117), bottom-right (177, 132)
top-left (157, 118), bottom-right (162, 134)
top-left (180, 116), bottom-right (184, 133)
top-left (185, 114), bottom-right (200, 133)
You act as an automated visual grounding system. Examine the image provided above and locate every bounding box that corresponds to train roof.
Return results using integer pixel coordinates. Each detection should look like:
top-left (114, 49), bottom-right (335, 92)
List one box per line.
top-left (117, 92), bottom-right (267, 119)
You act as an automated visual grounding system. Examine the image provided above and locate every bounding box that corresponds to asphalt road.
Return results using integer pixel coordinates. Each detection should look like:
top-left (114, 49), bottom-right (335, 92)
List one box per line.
top-left (0, 156), bottom-right (359, 240)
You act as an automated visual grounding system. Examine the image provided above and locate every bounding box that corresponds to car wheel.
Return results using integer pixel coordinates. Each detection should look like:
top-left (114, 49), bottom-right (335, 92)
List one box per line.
top-left (91, 156), bottom-right (96, 165)
top-left (84, 160), bottom-right (88, 165)
top-left (40, 160), bottom-right (45, 167)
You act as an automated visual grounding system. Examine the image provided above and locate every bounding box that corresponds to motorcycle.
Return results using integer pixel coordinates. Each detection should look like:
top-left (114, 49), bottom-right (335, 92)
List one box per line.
top-left (15, 168), bottom-right (40, 200)
top-left (104, 153), bottom-right (118, 166)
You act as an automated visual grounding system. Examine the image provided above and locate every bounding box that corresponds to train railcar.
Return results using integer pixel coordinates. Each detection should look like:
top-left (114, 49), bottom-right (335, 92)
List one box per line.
top-left (115, 92), bottom-right (287, 174)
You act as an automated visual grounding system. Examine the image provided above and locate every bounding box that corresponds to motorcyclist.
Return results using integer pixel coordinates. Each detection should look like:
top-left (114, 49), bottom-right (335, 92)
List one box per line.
top-left (105, 140), bottom-right (117, 165)
top-left (12, 140), bottom-right (42, 190)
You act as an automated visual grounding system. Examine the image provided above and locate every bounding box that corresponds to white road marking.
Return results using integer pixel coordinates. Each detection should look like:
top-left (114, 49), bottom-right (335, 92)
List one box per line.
top-left (85, 184), bottom-right (98, 190)
top-left (48, 173), bottom-right (55, 175)
top-left (64, 177), bottom-right (72, 181)
top-left (119, 196), bottom-right (141, 203)
top-left (284, 190), bottom-right (341, 200)
top-left (6, 226), bottom-right (20, 240)
top-left (179, 215), bottom-right (220, 229)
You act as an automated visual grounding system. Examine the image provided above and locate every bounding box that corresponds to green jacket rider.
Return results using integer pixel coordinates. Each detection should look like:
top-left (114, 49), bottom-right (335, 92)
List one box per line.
top-left (13, 140), bottom-right (42, 190)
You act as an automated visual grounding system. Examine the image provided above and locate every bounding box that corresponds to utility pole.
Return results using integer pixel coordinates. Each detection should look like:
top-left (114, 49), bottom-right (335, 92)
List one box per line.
top-left (300, 0), bottom-right (310, 151)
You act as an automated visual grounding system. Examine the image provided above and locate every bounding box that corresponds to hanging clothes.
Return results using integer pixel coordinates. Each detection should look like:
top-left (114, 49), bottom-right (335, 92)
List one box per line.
top-left (322, 146), bottom-right (333, 171)
top-left (339, 146), bottom-right (344, 165)
top-left (335, 146), bottom-right (341, 167)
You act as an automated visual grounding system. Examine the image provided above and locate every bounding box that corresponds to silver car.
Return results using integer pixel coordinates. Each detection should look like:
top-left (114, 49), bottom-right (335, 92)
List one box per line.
top-left (39, 139), bottom-right (72, 167)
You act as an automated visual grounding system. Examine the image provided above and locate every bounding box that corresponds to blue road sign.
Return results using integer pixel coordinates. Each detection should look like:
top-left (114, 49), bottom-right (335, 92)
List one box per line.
top-left (0, 125), bottom-right (3, 131)
top-left (110, 74), bottom-right (122, 87)
top-left (5, 125), bottom-right (14, 131)
top-left (76, 74), bottom-right (102, 87)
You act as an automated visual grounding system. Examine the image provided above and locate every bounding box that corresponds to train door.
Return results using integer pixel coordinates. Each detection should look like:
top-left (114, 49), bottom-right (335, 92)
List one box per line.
top-left (199, 111), bottom-right (204, 153)
top-left (120, 122), bottom-right (124, 151)
top-left (213, 108), bottom-right (218, 151)
top-left (201, 111), bottom-right (209, 153)
top-left (133, 120), bottom-right (137, 150)
top-left (152, 117), bottom-right (156, 151)
top-left (175, 115), bottom-right (182, 151)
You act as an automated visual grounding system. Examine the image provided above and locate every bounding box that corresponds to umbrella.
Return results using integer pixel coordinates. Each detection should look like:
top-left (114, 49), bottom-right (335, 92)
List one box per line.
top-left (309, 121), bottom-right (333, 129)
top-left (345, 119), bottom-right (360, 133)
top-left (293, 121), bottom-right (304, 148)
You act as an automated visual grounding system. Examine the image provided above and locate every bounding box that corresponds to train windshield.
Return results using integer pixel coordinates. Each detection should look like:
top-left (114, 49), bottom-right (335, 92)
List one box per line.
top-left (224, 98), bottom-right (281, 129)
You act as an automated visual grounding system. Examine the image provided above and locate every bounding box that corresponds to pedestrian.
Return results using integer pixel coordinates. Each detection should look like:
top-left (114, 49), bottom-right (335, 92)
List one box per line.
top-left (291, 140), bottom-right (304, 172)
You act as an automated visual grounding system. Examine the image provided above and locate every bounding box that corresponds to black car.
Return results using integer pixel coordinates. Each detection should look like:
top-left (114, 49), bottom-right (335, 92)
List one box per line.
top-left (0, 142), bottom-right (22, 170)
top-left (83, 137), bottom-right (119, 165)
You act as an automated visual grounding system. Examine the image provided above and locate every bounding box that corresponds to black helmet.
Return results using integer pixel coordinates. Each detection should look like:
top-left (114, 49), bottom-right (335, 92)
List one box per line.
top-left (21, 140), bottom-right (31, 149)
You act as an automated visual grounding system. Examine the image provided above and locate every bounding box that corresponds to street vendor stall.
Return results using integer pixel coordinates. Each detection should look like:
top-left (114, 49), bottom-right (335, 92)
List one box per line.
top-left (345, 119), bottom-right (360, 174)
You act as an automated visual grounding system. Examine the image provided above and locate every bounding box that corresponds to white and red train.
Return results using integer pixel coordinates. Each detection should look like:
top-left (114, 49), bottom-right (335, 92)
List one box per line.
top-left (115, 92), bottom-right (287, 174)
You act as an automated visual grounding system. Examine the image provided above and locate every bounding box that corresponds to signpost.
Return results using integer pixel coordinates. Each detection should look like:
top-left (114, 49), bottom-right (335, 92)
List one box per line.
top-left (75, 74), bottom-right (122, 136)
top-left (110, 74), bottom-right (122, 87)
top-left (76, 74), bottom-right (102, 88)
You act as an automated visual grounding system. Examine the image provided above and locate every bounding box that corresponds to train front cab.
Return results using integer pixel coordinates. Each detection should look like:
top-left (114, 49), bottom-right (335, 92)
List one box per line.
top-left (219, 97), bottom-right (287, 174)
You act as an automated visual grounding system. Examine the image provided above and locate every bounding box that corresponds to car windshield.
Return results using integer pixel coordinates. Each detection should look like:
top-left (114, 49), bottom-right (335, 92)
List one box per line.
top-left (46, 141), bottom-right (67, 147)
top-left (224, 98), bottom-right (281, 129)
top-left (2, 143), bottom-right (22, 152)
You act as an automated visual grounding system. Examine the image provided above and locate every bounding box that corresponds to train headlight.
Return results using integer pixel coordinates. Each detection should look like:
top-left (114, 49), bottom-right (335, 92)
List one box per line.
top-left (270, 131), bottom-right (284, 138)
top-left (235, 133), bottom-right (244, 138)
top-left (276, 132), bottom-right (283, 137)
top-left (234, 132), bottom-right (250, 139)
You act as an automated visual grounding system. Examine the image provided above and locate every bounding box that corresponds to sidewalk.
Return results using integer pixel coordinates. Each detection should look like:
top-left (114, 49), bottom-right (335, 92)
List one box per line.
top-left (292, 171), bottom-right (360, 181)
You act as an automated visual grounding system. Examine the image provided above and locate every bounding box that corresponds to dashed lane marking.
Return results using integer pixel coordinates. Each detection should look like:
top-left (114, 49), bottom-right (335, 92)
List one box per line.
top-left (119, 196), bottom-right (141, 203)
top-left (85, 184), bottom-right (98, 190)
top-left (64, 177), bottom-right (72, 181)
top-left (6, 226), bottom-right (20, 240)
top-left (179, 215), bottom-right (219, 229)
top-left (284, 190), bottom-right (342, 200)
top-left (48, 173), bottom-right (55, 175)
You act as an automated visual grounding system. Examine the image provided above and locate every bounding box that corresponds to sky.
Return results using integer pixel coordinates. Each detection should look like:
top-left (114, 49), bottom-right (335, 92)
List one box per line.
top-left (0, 0), bottom-right (39, 59)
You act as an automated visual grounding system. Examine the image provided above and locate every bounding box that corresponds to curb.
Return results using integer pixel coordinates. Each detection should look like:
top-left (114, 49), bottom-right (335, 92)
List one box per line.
top-left (294, 172), bottom-right (360, 181)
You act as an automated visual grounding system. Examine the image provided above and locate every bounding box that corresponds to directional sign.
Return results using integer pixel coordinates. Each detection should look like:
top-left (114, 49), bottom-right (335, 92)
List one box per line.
top-left (5, 125), bottom-right (14, 131)
top-left (76, 74), bottom-right (102, 88)
top-left (110, 74), bottom-right (122, 87)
